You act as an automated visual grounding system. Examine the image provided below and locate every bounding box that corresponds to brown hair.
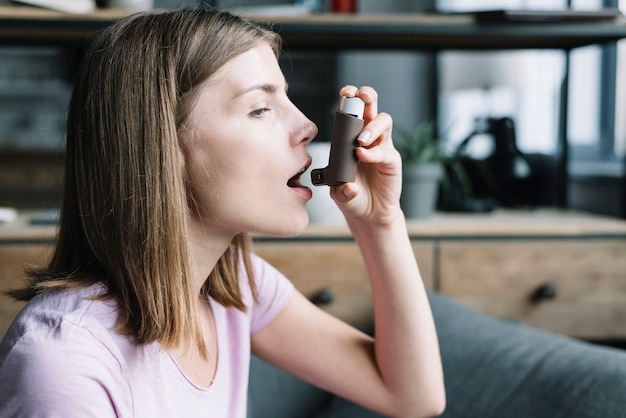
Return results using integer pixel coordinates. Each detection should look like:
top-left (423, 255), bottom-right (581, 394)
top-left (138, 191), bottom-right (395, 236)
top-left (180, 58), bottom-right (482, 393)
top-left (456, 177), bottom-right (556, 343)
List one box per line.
top-left (10, 9), bottom-right (281, 355)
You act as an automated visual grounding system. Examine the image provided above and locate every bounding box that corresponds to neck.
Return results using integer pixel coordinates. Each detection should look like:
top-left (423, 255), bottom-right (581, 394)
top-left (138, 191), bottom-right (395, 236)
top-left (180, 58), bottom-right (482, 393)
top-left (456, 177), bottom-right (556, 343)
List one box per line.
top-left (188, 217), bottom-right (235, 296)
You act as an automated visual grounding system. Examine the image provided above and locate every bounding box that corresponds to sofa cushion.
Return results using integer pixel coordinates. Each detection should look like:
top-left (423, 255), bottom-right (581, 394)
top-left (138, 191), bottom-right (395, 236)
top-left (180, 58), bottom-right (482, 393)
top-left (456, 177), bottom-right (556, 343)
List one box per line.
top-left (248, 354), bottom-right (332, 418)
top-left (248, 292), bottom-right (626, 418)
top-left (430, 292), bottom-right (626, 418)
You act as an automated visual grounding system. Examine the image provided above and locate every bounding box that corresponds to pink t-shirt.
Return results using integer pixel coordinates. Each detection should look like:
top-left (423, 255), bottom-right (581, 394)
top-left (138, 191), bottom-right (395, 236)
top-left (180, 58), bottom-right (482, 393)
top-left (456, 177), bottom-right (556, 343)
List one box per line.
top-left (0, 253), bottom-right (294, 417)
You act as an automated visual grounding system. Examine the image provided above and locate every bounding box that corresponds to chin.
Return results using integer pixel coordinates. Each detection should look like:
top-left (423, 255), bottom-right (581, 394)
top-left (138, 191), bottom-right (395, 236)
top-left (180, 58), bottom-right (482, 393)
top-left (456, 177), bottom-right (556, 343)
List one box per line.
top-left (264, 212), bottom-right (309, 238)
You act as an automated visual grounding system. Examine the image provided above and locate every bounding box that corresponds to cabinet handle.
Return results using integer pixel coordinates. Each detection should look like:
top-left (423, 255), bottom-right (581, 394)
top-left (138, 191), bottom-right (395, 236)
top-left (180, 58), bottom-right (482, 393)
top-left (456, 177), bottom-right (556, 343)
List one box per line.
top-left (530, 282), bottom-right (558, 303)
top-left (309, 288), bottom-right (334, 306)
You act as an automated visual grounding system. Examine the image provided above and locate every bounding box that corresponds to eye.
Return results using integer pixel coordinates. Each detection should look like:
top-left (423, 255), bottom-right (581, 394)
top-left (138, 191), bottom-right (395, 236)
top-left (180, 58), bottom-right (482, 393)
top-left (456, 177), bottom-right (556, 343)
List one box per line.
top-left (249, 107), bottom-right (271, 118)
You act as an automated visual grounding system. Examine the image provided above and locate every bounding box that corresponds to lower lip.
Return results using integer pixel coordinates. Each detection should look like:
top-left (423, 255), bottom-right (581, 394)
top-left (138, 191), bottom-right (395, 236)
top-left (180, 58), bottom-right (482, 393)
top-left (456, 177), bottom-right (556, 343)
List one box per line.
top-left (291, 185), bottom-right (313, 200)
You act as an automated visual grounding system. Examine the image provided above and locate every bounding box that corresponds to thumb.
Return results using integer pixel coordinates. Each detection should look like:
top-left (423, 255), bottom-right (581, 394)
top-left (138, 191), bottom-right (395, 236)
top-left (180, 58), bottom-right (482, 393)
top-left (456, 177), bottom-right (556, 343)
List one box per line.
top-left (330, 183), bottom-right (358, 205)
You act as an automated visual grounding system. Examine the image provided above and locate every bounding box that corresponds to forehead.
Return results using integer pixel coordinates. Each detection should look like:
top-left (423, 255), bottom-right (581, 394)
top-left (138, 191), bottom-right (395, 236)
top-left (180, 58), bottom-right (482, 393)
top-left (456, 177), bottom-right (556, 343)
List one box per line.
top-left (205, 43), bottom-right (285, 96)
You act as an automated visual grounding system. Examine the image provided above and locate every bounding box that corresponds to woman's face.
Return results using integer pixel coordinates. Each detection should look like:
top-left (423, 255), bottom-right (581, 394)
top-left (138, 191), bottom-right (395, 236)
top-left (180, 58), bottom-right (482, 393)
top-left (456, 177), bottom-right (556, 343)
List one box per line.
top-left (180, 43), bottom-right (318, 238)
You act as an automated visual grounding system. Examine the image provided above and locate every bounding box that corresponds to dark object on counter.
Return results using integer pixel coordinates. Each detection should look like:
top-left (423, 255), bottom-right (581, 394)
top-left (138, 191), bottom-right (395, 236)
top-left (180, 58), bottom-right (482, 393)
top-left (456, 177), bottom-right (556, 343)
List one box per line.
top-left (439, 116), bottom-right (557, 213)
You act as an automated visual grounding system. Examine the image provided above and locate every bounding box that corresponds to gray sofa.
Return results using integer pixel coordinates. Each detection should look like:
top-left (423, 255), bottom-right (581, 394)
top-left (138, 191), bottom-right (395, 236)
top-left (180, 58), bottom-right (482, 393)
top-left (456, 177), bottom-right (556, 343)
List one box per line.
top-left (248, 292), bottom-right (626, 418)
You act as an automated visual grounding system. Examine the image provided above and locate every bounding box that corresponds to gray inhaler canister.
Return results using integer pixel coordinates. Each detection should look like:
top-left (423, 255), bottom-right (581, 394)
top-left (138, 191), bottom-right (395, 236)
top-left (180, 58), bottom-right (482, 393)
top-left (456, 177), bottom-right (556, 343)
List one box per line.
top-left (311, 96), bottom-right (365, 186)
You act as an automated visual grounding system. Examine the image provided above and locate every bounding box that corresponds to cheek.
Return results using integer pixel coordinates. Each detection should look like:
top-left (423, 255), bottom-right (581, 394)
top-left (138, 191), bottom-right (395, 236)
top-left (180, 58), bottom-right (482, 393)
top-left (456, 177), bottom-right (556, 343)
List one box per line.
top-left (183, 142), bottom-right (257, 217)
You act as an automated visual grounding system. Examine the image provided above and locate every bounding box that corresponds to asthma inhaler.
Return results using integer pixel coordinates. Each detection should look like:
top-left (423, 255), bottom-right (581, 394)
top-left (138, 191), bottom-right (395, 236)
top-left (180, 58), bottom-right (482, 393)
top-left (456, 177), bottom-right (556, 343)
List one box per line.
top-left (311, 96), bottom-right (365, 186)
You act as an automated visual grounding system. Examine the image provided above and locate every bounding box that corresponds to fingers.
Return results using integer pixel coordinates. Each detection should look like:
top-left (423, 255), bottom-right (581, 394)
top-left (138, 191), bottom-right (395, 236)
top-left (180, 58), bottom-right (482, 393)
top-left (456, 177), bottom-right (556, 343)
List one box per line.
top-left (339, 84), bottom-right (395, 161)
top-left (355, 86), bottom-right (378, 120)
top-left (339, 85), bottom-right (378, 119)
top-left (358, 112), bottom-right (392, 148)
top-left (339, 84), bottom-right (387, 138)
top-left (330, 182), bottom-right (359, 204)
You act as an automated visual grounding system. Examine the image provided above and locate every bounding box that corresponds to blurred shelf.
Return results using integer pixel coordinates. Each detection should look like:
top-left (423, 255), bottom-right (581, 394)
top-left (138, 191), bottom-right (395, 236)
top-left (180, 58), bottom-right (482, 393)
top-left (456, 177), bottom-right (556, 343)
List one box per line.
top-left (251, 208), bottom-right (626, 241)
top-left (0, 81), bottom-right (69, 97)
top-left (2, 6), bottom-right (626, 50)
top-left (0, 6), bottom-right (128, 46)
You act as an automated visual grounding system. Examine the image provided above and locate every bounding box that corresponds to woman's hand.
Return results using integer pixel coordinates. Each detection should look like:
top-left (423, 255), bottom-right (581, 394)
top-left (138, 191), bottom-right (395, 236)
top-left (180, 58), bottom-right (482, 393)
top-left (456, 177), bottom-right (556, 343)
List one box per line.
top-left (330, 85), bottom-right (403, 227)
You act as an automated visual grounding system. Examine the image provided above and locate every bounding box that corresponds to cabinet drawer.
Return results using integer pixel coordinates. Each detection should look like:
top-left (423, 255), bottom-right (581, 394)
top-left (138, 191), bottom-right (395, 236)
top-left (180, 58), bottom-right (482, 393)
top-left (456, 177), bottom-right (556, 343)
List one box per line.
top-left (438, 239), bottom-right (626, 339)
top-left (0, 243), bottom-right (52, 336)
top-left (254, 240), bottom-right (434, 328)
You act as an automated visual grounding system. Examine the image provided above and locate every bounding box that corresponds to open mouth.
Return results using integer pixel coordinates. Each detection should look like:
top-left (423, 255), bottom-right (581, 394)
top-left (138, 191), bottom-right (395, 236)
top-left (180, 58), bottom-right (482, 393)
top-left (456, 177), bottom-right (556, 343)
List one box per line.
top-left (287, 160), bottom-right (312, 188)
top-left (287, 166), bottom-right (307, 188)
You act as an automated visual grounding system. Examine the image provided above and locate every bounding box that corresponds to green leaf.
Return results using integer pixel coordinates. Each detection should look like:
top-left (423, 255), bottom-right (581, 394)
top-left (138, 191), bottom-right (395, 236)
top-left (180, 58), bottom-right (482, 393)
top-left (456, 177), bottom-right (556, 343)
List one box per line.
top-left (393, 120), bottom-right (442, 164)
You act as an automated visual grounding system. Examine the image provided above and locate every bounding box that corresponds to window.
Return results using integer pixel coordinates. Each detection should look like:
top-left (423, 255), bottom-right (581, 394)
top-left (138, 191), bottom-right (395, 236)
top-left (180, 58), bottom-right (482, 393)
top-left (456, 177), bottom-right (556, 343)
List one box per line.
top-left (615, 0), bottom-right (626, 157)
top-left (568, 0), bottom-right (625, 177)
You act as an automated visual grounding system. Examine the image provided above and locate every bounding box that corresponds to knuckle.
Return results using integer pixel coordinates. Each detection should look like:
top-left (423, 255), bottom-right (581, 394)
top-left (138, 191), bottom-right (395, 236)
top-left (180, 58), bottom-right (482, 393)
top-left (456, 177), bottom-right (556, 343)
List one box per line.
top-left (377, 112), bottom-right (393, 128)
top-left (358, 86), bottom-right (378, 100)
top-left (340, 85), bottom-right (358, 95)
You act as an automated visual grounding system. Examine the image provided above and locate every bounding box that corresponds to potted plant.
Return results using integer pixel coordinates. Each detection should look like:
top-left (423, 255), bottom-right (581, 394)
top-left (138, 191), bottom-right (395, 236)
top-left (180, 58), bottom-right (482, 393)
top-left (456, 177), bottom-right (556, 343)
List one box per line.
top-left (394, 120), bottom-right (444, 219)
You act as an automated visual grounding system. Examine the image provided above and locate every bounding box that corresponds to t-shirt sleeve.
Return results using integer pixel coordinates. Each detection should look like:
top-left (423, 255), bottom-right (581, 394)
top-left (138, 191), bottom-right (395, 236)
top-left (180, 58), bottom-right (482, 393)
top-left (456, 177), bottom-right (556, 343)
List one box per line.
top-left (0, 323), bottom-right (131, 417)
top-left (248, 252), bottom-right (295, 335)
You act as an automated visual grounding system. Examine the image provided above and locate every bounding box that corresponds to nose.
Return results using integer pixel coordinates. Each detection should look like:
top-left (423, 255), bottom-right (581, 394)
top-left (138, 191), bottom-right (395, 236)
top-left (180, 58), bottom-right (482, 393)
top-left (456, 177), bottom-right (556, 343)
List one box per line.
top-left (301, 117), bottom-right (318, 146)
top-left (290, 104), bottom-right (318, 146)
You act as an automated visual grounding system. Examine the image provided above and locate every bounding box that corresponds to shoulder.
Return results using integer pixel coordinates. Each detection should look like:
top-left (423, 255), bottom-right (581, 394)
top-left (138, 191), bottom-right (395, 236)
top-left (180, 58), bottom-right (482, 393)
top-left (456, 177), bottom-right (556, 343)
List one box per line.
top-left (3, 284), bottom-right (118, 341)
top-left (0, 286), bottom-right (131, 416)
top-left (0, 283), bottom-right (125, 370)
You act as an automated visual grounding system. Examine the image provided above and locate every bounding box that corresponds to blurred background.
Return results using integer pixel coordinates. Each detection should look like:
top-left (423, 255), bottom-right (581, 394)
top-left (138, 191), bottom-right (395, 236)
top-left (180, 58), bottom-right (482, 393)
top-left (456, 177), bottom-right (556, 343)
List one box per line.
top-left (0, 0), bottom-right (624, 218)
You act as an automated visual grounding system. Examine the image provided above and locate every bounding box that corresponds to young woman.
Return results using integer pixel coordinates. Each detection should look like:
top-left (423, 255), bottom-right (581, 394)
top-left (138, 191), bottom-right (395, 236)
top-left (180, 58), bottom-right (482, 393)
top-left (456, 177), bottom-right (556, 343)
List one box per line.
top-left (0, 9), bottom-right (445, 417)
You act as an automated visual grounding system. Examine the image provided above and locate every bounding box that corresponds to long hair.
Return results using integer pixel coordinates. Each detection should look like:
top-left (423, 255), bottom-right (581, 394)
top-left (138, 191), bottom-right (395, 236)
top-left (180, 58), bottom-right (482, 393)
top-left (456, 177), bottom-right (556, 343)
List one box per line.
top-left (10, 9), bottom-right (281, 355)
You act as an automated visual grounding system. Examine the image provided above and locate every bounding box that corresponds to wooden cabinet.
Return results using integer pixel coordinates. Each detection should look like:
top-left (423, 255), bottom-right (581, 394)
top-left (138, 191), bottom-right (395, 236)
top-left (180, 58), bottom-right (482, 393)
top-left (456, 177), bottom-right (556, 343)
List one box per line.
top-left (438, 239), bottom-right (626, 339)
top-left (0, 242), bottom-right (51, 334)
top-left (254, 240), bottom-right (434, 329)
top-left (1, 211), bottom-right (626, 340)
top-left (254, 210), bottom-right (626, 340)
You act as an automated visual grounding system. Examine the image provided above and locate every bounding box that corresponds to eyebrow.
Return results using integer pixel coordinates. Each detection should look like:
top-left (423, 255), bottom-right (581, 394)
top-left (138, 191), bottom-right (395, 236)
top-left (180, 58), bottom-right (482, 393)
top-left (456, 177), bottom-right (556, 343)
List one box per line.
top-left (234, 81), bottom-right (289, 98)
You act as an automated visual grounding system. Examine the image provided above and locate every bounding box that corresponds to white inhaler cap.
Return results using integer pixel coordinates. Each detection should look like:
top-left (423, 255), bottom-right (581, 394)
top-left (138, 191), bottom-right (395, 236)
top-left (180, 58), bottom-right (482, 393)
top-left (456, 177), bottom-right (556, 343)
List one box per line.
top-left (340, 96), bottom-right (365, 119)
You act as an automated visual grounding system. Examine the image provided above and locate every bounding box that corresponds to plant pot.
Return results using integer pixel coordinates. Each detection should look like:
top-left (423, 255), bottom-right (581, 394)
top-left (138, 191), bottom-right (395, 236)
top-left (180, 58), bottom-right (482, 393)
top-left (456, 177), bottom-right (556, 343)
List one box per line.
top-left (401, 163), bottom-right (443, 219)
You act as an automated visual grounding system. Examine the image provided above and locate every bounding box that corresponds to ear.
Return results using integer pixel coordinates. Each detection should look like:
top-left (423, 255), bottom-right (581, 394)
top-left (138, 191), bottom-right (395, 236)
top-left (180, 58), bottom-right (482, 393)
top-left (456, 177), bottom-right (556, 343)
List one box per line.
top-left (177, 125), bottom-right (193, 173)
top-left (178, 145), bottom-right (186, 172)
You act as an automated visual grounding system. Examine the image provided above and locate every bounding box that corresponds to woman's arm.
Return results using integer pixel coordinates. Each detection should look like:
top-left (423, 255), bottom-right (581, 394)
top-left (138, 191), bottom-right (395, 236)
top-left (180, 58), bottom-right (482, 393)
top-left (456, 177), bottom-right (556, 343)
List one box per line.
top-left (335, 84), bottom-right (445, 416)
top-left (252, 85), bottom-right (445, 418)
top-left (345, 213), bottom-right (445, 417)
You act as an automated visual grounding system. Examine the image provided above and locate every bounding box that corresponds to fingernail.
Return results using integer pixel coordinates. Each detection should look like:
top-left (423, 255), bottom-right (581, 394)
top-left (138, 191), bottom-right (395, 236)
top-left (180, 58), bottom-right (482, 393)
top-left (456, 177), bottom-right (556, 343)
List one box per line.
top-left (358, 130), bottom-right (371, 144)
